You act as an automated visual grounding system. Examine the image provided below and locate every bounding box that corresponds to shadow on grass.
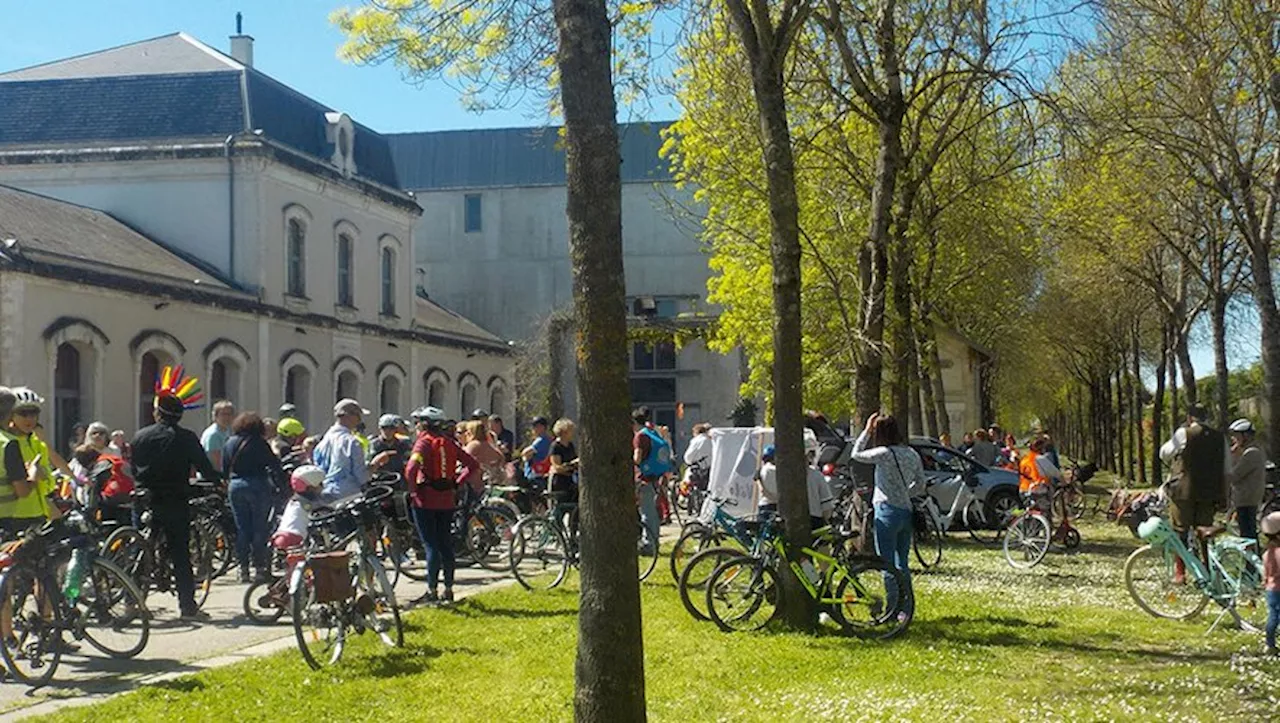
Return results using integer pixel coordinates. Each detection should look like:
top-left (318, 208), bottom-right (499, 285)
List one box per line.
top-left (148, 678), bottom-right (207, 694)
top-left (344, 642), bottom-right (446, 678)
top-left (447, 598), bottom-right (577, 620)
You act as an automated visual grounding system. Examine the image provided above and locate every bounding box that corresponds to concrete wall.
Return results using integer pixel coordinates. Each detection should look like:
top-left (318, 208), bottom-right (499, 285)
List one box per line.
top-left (936, 325), bottom-right (985, 441)
top-left (0, 272), bottom-right (512, 443)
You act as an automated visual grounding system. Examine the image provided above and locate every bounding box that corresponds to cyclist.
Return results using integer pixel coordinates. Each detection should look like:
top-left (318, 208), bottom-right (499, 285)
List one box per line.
top-left (130, 370), bottom-right (221, 621)
top-left (368, 414), bottom-right (411, 479)
top-left (405, 406), bottom-right (478, 603)
top-left (489, 416), bottom-right (515, 461)
top-left (0, 388), bottom-right (53, 538)
top-left (273, 417), bottom-right (306, 459)
top-left (1227, 418), bottom-right (1266, 541)
top-left (521, 416), bottom-right (554, 496)
top-left (1018, 437), bottom-right (1062, 527)
top-left (313, 399), bottom-right (370, 503)
top-left (633, 407), bottom-right (671, 554)
top-left (5, 388), bottom-right (61, 530)
top-left (548, 418), bottom-right (580, 541)
top-left (1160, 404), bottom-right (1231, 578)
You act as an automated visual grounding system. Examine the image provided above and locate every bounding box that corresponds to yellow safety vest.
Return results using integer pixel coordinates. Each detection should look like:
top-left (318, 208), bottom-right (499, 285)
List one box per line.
top-left (6, 432), bottom-right (53, 520)
top-left (0, 429), bottom-right (18, 512)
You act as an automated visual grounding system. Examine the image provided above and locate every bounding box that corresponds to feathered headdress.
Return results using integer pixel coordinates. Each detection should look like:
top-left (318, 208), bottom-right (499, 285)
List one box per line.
top-left (153, 365), bottom-right (204, 411)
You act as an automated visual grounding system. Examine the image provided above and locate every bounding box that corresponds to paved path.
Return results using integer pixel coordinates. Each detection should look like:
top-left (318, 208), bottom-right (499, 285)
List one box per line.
top-left (0, 561), bottom-right (510, 720)
top-left (0, 520), bottom-right (683, 721)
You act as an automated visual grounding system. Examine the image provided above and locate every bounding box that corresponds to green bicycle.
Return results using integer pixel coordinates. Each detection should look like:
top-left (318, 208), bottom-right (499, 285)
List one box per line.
top-left (704, 524), bottom-right (912, 638)
top-left (508, 493), bottom-right (659, 590)
top-left (1125, 515), bottom-right (1266, 631)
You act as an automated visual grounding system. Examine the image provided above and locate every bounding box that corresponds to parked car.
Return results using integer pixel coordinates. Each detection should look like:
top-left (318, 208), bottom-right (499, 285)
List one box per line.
top-left (910, 442), bottom-right (1021, 527)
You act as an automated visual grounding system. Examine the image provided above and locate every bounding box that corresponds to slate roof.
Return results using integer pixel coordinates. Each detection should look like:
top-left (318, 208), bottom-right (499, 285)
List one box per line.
top-left (0, 34), bottom-right (400, 189)
top-left (0, 184), bottom-right (228, 287)
top-left (414, 296), bottom-right (505, 344)
top-left (386, 122), bottom-right (674, 190)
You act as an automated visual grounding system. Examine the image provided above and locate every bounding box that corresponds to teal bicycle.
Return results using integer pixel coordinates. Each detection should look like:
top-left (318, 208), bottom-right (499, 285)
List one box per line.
top-left (1125, 515), bottom-right (1266, 631)
top-left (508, 493), bottom-right (659, 590)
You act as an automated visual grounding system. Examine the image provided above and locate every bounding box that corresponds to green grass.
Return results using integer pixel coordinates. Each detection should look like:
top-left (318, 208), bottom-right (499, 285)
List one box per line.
top-left (37, 503), bottom-right (1280, 722)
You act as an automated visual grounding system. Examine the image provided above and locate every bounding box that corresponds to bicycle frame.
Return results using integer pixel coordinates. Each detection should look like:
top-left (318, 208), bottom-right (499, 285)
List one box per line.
top-left (1137, 517), bottom-right (1248, 603)
top-left (764, 532), bottom-right (853, 605)
top-left (920, 478), bottom-right (977, 533)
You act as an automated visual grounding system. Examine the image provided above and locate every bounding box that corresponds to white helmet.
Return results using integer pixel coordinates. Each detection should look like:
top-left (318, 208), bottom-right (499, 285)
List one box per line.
top-left (289, 464), bottom-right (325, 494)
top-left (1228, 418), bottom-right (1256, 434)
top-left (1262, 511), bottom-right (1280, 536)
top-left (10, 387), bottom-right (44, 411)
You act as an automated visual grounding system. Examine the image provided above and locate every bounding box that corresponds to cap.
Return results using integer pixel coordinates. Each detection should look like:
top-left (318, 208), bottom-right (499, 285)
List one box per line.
top-left (531, 416), bottom-right (549, 427)
top-left (378, 413), bottom-right (401, 429)
top-left (156, 394), bottom-right (186, 418)
top-left (471, 408), bottom-right (490, 420)
top-left (762, 444), bottom-right (776, 460)
top-left (334, 399), bottom-right (370, 418)
top-left (279, 403), bottom-right (298, 415)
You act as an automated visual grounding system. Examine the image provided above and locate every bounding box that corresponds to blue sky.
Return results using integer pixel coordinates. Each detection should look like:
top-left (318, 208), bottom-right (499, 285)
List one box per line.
top-left (1, 0), bottom-right (677, 132)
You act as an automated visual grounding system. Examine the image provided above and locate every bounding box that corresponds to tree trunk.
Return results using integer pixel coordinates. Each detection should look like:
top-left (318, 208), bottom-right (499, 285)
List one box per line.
top-left (1132, 323), bottom-right (1146, 486)
top-left (925, 328), bottom-right (951, 436)
top-left (907, 327), bottom-right (923, 434)
top-left (1168, 327), bottom-right (1180, 433)
top-left (554, 0), bottom-right (645, 717)
top-left (918, 330), bottom-right (939, 438)
top-left (723, 0), bottom-right (813, 631)
top-left (1175, 327), bottom-right (1196, 410)
top-left (1115, 364), bottom-right (1126, 478)
top-left (1207, 294), bottom-right (1229, 427)
top-left (1153, 324), bottom-right (1167, 485)
top-left (855, 118), bottom-right (903, 422)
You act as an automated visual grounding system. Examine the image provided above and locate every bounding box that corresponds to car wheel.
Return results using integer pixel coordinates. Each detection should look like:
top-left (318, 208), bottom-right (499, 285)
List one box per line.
top-left (984, 488), bottom-right (1020, 529)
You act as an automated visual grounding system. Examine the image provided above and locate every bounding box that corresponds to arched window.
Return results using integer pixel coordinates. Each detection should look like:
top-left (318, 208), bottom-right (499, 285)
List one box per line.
top-left (203, 339), bottom-right (250, 409)
top-left (490, 386), bottom-right (507, 420)
top-left (286, 217), bottom-right (307, 297)
top-left (460, 384), bottom-right (477, 418)
top-left (54, 344), bottom-right (82, 456)
top-left (333, 356), bottom-right (364, 404)
top-left (428, 380), bottom-right (445, 409)
top-left (285, 366), bottom-right (312, 423)
top-left (337, 371), bottom-right (359, 401)
top-left (337, 233), bottom-right (354, 307)
top-left (138, 350), bottom-right (176, 427)
top-left (381, 246), bottom-right (396, 316)
top-left (380, 376), bottom-right (401, 415)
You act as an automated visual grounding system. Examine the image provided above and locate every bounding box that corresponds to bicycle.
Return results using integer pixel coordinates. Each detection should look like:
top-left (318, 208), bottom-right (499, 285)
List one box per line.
top-left (669, 498), bottom-right (755, 583)
top-left (1001, 488), bottom-right (1080, 569)
top-left (101, 488), bottom-right (218, 610)
top-left (1125, 515), bottom-right (1266, 631)
top-left (678, 513), bottom-right (779, 621)
top-left (286, 486), bottom-right (404, 669)
top-left (704, 524), bottom-right (912, 639)
top-left (187, 481), bottom-right (238, 580)
top-left (452, 484), bottom-right (519, 573)
top-left (0, 512), bottom-right (150, 686)
top-left (508, 492), bottom-right (659, 590)
top-left (909, 473), bottom-right (989, 569)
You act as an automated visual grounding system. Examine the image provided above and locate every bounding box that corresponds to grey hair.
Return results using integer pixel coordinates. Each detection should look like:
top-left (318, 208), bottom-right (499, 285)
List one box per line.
top-left (0, 387), bottom-right (13, 422)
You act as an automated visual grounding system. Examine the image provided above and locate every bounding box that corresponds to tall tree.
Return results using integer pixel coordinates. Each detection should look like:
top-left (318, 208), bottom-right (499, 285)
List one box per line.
top-left (334, 1), bottom-right (647, 716)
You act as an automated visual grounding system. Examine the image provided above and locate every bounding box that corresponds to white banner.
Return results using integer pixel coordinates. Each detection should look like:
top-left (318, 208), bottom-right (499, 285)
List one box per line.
top-left (706, 427), bottom-right (773, 519)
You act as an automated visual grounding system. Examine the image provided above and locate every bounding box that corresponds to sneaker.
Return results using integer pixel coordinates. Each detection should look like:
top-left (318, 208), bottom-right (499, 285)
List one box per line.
top-left (180, 609), bottom-right (211, 622)
top-left (253, 570), bottom-right (271, 584)
top-left (442, 588), bottom-right (454, 603)
top-left (413, 590), bottom-right (438, 605)
top-left (236, 568), bottom-right (251, 584)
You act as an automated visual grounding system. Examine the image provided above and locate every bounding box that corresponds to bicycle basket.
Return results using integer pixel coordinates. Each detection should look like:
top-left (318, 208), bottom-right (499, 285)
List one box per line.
top-left (1136, 516), bottom-right (1175, 544)
top-left (310, 551), bottom-right (353, 603)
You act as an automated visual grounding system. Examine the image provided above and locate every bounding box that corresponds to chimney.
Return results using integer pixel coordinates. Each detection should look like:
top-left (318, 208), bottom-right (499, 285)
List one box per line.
top-left (230, 12), bottom-right (254, 67)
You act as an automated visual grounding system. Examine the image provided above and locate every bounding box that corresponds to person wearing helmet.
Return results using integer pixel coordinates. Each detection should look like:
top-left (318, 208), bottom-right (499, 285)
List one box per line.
top-left (1227, 418), bottom-right (1267, 541)
top-left (3, 387), bottom-right (60, 530)
top-left (278, 402), bottom-right (298, 419)
top-left (0, 388), bottom-right (56, 538)
top-left (1260, 511), bottom-right (1280, 654)
top-left (405, 405), bottom-right (479, 603)
top-left (130, 369), bottom-right (221, 621)
top-left (368, 414), bottom-right (411, 479)
top-left (756, 444), bottom-right (779, 513)
top-left (273, 418), bottom-right (306, 457)
top-left (271, 464), bottom-right (326, 551)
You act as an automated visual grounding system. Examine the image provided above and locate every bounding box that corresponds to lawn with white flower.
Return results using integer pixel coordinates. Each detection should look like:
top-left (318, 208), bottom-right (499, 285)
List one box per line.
top-left (43, 492), bottom-right (1277, 722)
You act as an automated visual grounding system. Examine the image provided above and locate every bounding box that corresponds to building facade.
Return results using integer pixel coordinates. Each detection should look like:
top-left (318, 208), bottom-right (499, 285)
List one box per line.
top-left (387, 125), bottom-right (745, 450)
top-left (0, 33), bottom-right (513, 447)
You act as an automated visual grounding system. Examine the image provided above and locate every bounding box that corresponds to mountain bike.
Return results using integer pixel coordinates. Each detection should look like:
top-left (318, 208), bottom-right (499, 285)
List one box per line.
top-left (704, 524), bottom-right (912, 639)
top-left (101, 488), bottom-right (218, 610)
top-left (508, 493), bottom-right (659, 590)
top-left (0, 512), bottom-right (150, 686)
top-left (1125, 515), bottom-right (1266, 631)
top-left (670, 498), bottom-right (756, 583)
top-left (1002, 488), bottom-right (1080, 569)
top-left (287, 486), bottom-right (404, 669)
top-left (678, 513), bottom-right (779, 621)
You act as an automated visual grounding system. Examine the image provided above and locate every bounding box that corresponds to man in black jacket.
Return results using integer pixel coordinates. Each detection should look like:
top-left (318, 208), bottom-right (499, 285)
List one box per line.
top-left (131, 393), bottom-right (220, 620)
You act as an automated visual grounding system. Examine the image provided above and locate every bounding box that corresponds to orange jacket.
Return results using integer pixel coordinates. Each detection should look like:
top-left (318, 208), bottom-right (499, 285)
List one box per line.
top-left (1018, 451), bottom-right (1047, 493)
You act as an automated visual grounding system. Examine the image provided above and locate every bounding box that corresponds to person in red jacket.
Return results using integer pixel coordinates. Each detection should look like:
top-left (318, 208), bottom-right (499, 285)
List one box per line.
top-left (405, 406), bottom-right (478, 604)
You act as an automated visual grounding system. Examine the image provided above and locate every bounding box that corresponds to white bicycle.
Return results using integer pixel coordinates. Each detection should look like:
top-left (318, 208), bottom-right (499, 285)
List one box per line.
top-left (910, 474), bottom-right (991, 568)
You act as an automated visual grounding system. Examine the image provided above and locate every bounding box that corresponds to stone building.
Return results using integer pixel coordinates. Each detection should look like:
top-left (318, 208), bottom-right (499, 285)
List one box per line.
top-left (0, 33), bottom-right (512, 450)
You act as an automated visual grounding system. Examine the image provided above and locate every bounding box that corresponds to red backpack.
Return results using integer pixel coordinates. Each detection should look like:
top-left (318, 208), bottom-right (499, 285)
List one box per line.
top-left (417, 434), bottom-right (459, 491)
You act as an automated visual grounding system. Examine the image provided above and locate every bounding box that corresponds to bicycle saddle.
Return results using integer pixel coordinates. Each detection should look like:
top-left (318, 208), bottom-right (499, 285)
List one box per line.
top-left (1194, 525), bottom-right (1226, 540)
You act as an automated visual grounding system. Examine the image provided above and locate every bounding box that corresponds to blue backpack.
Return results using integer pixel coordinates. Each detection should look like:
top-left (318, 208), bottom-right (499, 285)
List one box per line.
top-left (638, 427), bottom-right (673, 478)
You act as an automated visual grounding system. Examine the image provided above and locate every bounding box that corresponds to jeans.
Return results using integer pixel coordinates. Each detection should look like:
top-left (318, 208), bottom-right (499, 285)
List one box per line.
top-left (874, 502), bottom-right (913, 614)
top-left (152, 497), bottom-right (197, 614)
top-left (637, 479), bottom-right (660, 555)
top-left (1238, 506), bottom-right (1259, 541)
top-left (228, 476), bottom-right (272, 574)
top-left (1267, 589), bottom-right (1280, 650)
top-left (412, 507), bottom-right (455, 591)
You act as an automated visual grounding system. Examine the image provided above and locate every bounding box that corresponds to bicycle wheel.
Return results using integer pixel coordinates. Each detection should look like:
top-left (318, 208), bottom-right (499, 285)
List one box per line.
top-left (638, 521), bottom-right (659, 582)
top-left (669, 522), bottom-right (711, 584)
top-left (385, 521), bottom-right (428, 582)
top-left (290, 561), bottom-right (346, 670)
top-left (509, 516), bottom-right (569, 591)
top-left (833, 556), bottom-right (912, 640)
top-left (679, 547), bottom-right (739, 621)
top-left (476, 505), bottom-right (517, 572)
top-left (1063, 483), bottom-right (1086, 519)
top-left (101, 526), bottom-right (147, 589)
top-left (1217, 546), bottom-right (1267, 629)
top-left (1124, 544), bottom-right (1208, 620)
top-left (667, 484), bottom-right (685, 527)
top-left (243, 577), bottom-right (287, 624)
top-left (199, 516), bottom-right (234, 580)
top-left (189, 523), bottom-right (216, 610)
top-left (705, 555), bottom-right (780, 633)
top-left (78, 558), bottom-right (151, 659)
top-left (1002, 513), bottom-right (1051, 569)
top-left (356, 556), bottom-right (403, 648)
top-left (0, 569), bottom-right (62, 686)
top-left (464, 510), bottom-right (497, 568)
top-left (912, 509), bottom-right (943, 570)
